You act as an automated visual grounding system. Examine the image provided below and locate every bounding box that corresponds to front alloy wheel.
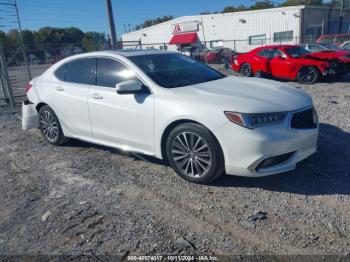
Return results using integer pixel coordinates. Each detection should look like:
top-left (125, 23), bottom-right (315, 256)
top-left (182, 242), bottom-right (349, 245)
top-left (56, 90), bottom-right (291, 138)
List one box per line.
top-left (297, 66), bottom-right (320, 84)
top-left (166, 123), bottom-right (224, 184)
top-left (171, 132), bottom-right (212, 178)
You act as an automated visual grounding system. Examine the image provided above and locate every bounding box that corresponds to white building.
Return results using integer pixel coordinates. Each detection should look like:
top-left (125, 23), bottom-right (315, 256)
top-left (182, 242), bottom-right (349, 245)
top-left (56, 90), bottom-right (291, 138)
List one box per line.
top-left (121, 5), bottom-right (349, 52)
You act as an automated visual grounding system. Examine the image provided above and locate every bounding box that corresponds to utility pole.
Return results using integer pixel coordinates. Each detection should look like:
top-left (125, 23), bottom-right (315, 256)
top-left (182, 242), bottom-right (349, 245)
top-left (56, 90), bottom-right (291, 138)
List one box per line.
top-left (338, 0), bottom-right (345, 33)
top-left (105, 0), bottom-right (117, 49)
top-left (14, 0), bottom-right (31, 80)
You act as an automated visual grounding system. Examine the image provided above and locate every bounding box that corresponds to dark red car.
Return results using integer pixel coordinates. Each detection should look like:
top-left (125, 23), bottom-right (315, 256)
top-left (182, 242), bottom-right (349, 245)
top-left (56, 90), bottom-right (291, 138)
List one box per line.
top-left (232, 45), bottom-right (349, 84)
top-left (200, 49), bottom-right (218, 63)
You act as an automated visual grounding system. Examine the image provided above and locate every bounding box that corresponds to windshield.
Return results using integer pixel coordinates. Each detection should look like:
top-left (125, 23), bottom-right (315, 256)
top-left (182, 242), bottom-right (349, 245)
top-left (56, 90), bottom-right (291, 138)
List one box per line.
top-left (129, 53), bottom-right (226, 88)
top-left (284, 47), bottom-right (311, 58)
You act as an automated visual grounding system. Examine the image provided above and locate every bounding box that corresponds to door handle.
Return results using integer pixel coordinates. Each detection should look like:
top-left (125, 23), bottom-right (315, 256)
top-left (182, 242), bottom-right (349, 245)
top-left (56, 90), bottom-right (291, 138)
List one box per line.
top-left (55, 86), bottom-right (64, 92)
top-left (91, 93), bottom-right (103, 100)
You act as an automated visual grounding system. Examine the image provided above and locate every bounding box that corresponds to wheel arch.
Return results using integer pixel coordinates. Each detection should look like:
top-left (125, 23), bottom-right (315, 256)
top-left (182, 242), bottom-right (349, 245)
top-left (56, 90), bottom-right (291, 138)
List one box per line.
top-left (160, 119), bottom-right (225, 165)
top-left (36, 102), bottom-right (48, 112)
top-left (240, 62), bottom-right (255, 75)
top-left (297, 64), bottom-right (321, 75)
top-left (295, 65), bottom-right (321, 82)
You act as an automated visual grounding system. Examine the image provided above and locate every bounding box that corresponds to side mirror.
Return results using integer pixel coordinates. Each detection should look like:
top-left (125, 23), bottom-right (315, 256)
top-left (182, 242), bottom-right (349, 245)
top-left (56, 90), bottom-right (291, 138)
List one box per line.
top-left (116, 80), bottom-right (143, 94)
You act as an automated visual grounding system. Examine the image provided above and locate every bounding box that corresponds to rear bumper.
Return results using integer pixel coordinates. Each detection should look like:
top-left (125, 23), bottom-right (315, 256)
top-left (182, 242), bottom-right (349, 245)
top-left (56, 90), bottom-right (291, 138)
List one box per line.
top-left (22, 100), bottom-right (39, 130)
top-left (215, 120), bottom-right (319, 177)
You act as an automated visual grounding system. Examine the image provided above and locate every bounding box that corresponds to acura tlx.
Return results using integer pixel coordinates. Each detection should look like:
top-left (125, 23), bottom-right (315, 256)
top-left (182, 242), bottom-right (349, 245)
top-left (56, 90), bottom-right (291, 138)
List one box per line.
top-left (22, 50), bottom-right (319, 184)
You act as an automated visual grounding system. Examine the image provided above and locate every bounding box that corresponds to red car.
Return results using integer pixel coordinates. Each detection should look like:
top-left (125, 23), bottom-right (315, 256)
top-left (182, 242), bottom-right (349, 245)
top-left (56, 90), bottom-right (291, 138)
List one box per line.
top-left (316, 34), bottom-right (350, 46)
top-left (232, 45), bottom-right (349, 84)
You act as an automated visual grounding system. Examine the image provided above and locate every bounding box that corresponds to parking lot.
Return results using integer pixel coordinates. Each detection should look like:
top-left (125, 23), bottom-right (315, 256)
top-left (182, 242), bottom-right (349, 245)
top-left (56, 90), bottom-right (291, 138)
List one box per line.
top-left (0, 64), bottom-right (350, 257)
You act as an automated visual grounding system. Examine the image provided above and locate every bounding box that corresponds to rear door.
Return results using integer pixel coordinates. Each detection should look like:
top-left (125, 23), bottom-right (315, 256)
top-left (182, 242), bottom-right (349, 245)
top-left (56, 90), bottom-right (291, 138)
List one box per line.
top-left (51, 58), bottom-right (95, 138)
top-left (88, 57), bottom-right (154, 154)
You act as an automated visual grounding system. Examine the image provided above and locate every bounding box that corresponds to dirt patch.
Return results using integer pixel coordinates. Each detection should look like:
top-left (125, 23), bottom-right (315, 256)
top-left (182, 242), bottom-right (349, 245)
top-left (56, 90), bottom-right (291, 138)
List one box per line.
top-left (0, 74), bottom-right (350, 256)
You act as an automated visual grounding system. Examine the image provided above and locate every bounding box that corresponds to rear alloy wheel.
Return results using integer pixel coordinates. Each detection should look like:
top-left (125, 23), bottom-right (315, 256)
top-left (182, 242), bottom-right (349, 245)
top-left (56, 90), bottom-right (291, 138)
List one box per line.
top-left (240, 63), bottom-right (253, 77)
top-left (166, 123), bottom-right (224, 184)
top-left (39, 105), bottom-right (68, 146)
top-left (297, 66), bottom-right (320, 84)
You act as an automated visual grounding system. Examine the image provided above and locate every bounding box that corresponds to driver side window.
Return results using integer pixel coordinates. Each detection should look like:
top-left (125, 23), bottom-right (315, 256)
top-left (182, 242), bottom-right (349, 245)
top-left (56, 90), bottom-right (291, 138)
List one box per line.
top-left (97, 58), bottom-right (137, 88)
top-left (273, 50), bottom-right (285, 58)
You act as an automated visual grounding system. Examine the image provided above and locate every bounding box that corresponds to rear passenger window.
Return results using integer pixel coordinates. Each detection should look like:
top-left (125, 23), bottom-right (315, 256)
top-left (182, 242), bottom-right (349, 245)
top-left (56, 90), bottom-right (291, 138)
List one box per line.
top-left (257, 50), bottom-right (273, 58)
top-left (65, 58), bottom-right (96, 85)
top-left (97, 58), bottom-right (136, 88)
top-left (55, 64), bottom-right (66, 81)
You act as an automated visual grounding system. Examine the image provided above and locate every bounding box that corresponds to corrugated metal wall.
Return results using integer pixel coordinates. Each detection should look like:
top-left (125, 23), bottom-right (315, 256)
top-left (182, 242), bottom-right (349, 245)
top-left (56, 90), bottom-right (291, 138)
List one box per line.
top-left (121, 6), bottom-right (312, 52)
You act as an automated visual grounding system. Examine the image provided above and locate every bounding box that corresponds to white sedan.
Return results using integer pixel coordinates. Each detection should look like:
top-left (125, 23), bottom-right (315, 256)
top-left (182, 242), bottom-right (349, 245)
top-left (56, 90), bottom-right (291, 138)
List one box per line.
top-left (22, 50), bottom-right (319, 184)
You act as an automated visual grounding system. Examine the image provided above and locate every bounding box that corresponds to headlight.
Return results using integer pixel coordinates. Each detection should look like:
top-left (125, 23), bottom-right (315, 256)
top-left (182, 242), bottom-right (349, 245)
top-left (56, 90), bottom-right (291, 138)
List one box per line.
top-left (225, 111), bottom-right (287, 129)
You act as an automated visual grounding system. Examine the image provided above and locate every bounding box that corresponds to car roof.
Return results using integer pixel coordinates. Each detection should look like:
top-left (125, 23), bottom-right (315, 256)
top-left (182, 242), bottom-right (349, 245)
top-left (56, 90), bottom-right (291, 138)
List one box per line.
top-left (252, 45), bottom-right (297, 51)
top-left (102, 49), bottom-right (176, 57)
top-left (63, 49), bottom-right (177, 60)
top-left (319, 33), bottom-right (350, 37)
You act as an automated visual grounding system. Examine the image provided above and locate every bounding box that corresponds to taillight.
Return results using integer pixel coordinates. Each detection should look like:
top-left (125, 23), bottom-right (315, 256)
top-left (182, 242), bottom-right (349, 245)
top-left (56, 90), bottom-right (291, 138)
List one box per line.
top-left (24, 83), bottom-right (32, 93)
top-left (233, 55), bottom-right (238, 65)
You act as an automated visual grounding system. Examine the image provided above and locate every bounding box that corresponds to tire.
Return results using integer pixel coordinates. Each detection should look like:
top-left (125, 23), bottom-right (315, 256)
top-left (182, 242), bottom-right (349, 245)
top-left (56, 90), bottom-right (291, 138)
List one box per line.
top-left (165, 123), bottom-right (224, 184)
top-left (296, 66), bottom-right (320, 84)
top-left (38, 105), bottom-right (68, 146)
top-left (255, 71), bottom-right (265, 78)
top-left (240, 63), bottom-right (253, 77)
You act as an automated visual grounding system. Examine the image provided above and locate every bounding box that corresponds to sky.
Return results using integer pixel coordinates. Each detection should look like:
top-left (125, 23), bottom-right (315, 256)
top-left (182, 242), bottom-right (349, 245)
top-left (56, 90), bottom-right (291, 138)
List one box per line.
top-left (14, 0), bottom-right (283, 38)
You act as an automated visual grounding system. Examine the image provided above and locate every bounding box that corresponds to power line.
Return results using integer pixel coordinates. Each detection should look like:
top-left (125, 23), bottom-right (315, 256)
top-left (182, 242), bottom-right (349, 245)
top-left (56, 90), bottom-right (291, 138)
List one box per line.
top-left (18, 4), bottom-right (170, 16)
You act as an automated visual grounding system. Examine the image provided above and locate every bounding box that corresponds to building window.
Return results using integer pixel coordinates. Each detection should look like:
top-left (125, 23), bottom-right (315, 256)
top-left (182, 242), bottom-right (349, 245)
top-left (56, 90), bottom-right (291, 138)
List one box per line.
top-left (274, 31), bottom-right (293, 42)
top-left (210, 40), bottom-right (224, 48)
top-left (249, 34), bottom-right (266, 45)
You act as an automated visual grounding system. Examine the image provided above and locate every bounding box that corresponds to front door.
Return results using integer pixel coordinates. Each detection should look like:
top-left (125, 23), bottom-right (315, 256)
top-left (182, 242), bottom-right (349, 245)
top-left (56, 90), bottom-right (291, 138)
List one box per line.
top-left (88, 58), bottom-right (154, 154)
top-left (269, 49), bottom-right (291, 79)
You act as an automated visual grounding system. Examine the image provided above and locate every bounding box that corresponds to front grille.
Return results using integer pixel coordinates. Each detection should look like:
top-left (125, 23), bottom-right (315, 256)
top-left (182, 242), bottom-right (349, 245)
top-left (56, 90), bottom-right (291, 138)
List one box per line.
top-left (290, 108), bottom-right (317, 129)
top-left (256, 152), bottom-right (295, 171)
top-left (330, 61), bottom-right (348, 73)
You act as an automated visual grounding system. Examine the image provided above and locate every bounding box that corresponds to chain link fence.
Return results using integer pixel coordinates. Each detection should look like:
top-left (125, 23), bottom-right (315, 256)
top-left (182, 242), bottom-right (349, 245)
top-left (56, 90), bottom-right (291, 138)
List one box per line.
top-left (0, 34), bottom-right (325, 112)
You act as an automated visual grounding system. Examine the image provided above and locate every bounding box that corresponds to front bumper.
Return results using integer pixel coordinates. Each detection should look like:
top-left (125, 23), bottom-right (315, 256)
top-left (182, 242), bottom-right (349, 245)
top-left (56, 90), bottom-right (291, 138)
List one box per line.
top-left (323, 62), bottom-right (350, 76)
top-left (215, 114), bottom-right (319, 177)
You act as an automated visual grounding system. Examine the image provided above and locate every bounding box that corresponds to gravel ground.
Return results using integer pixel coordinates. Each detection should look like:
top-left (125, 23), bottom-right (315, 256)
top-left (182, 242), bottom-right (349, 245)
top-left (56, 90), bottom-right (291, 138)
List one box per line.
top-left (0, 65), bottom-right (349, 258)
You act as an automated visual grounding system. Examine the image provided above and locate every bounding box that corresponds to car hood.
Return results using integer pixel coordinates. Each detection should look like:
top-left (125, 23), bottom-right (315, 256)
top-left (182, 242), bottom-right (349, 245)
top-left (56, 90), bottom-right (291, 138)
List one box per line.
top-left (172, 76), bottom-right (312, 113)
top-left (302, 51), bottom-right (349, 60)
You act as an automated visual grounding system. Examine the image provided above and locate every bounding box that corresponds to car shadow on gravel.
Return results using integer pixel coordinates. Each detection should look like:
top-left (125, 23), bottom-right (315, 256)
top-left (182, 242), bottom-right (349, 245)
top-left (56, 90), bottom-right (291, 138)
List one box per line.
top-left (211, 123), bottom-right (350, 196)
top-left (61, 123), bottom-right (349, 196)
top-left (63, 139), bottom-right (165, 165)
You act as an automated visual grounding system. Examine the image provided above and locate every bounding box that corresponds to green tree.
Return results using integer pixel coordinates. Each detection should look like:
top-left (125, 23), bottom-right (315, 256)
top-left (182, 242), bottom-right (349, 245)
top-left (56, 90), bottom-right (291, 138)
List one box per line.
top-left (251, 1), bottom-right (275, 10)
top-left (223, 5), bottom-right (245, 13)
top-left (281, 0), bottom-right (323, 6)
top-left (81, 32), bottom-right (107, 52)
top-left (135, 15), bottom-right (173, 30)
